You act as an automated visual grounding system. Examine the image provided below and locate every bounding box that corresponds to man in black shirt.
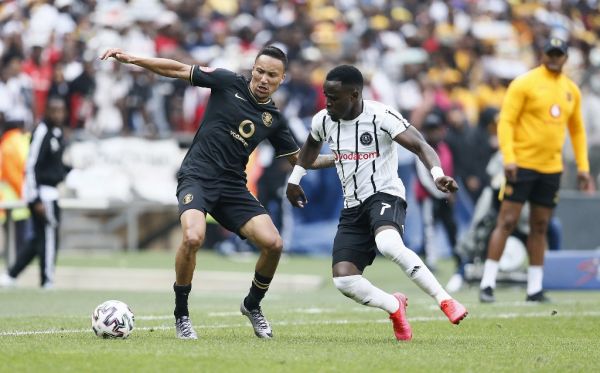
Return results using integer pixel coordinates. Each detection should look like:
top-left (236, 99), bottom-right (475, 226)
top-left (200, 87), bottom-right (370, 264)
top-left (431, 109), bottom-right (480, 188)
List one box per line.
top-left (0, 97), bottom-right (68, 289)
top-left (101, 46), bottom-right (333, 340)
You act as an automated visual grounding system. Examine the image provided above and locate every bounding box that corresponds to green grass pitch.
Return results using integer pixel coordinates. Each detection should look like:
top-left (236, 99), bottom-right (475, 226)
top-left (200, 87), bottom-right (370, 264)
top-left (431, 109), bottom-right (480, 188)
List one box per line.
top-left (1, 251), bottom-right (599, 372)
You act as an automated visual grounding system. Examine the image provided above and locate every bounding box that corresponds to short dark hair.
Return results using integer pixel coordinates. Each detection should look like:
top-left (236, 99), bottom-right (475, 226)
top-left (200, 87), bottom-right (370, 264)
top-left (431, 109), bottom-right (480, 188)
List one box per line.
top-left (326, 65), bottom-right (364, 88)
top-left (256, 45), bottom-right (288, 71)
top-left (46, 95), bottom-right (67, 108)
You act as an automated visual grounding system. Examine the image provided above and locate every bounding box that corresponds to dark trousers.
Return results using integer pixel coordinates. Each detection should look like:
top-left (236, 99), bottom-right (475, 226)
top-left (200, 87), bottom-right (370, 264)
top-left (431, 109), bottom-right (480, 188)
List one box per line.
top-left (9, 200), bottom-right (60, 286)
top-left (421, 197), bottom-right (459, 271)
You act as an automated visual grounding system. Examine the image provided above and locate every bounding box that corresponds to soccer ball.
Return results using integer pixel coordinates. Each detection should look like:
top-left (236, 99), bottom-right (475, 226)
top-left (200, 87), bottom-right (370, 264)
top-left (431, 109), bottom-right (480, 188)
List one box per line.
top-left (91, 300), bottom-right (135, 339)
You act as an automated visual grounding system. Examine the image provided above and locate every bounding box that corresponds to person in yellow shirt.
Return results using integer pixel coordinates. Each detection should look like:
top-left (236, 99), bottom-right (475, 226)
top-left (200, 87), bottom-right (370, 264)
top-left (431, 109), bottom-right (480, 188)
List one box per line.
top-left (479, 38), bottom-right (591, 303)
top-left (0, 118), bottom-right (31, 256)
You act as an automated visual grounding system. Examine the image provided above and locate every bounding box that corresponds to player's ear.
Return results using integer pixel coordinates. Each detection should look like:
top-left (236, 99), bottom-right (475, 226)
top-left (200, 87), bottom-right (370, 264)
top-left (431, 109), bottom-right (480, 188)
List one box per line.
top-left (281, 73), bottom-right (286, 84)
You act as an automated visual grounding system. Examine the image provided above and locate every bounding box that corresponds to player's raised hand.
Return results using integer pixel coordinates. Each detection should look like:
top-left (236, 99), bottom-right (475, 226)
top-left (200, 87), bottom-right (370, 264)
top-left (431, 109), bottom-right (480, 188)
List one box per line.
top-left (99, 48), bottom-right (134, 64)
top-left (435, 176), bottom-right (458, 193)
top-left (286, 183), bottom-right (308, 208)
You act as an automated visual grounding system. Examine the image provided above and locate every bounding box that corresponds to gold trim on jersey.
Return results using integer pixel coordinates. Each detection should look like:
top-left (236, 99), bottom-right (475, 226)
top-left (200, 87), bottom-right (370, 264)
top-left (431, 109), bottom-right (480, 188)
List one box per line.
top-left (246, 84), bottom-right (272, 105)
top-left (274, 149), bottom-right (300, 159)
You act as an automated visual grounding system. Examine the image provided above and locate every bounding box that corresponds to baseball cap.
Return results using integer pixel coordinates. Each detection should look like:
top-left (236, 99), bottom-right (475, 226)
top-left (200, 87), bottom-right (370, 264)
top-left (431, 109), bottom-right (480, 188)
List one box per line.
top-left (544, 38), bottom-right (568, 54)
top-left (423, 111), bottom-right (444, 129)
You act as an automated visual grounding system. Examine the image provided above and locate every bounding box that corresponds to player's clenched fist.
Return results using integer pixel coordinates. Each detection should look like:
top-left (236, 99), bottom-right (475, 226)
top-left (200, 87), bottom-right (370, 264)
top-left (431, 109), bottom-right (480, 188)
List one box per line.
top-left (434, 175), bottom-right (458, 193)
top-left (286, 183), bottom-right (308, 208)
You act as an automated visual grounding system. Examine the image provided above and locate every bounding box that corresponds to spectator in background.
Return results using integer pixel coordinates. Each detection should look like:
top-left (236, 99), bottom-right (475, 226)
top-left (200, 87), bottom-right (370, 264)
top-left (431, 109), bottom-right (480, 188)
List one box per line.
top-left (123, 69), bottom-right (155, 136)
top-left (1, 54), bottom-right (33, 131)
top-left (414, 110), bottom-right (461, 291)
top-left (470, 107), bottom-right (501, 197)
top-left (22, 38), bottom-right (56, 123)
top-left (479, 38), bottom-right (591, 303)
top-left (476, 75), bottom-right (507, 113)
top-left (0, 96), bottom-right (69, 289)
top-left (444, 104), bottom-right (478, 204)
top-left (0, 114), bottom-right (30, 260)
top-left (281, 59), bottom-right (318, 125)
top-left (67, 56), bottom-right (96, 130)
top-left (48, 62), bottom-right (69, 111)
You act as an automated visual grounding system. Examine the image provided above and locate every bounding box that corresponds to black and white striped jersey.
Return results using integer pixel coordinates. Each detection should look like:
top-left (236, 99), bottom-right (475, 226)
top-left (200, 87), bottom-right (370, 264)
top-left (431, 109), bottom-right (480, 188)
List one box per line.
top-left (310, 100), bottom-right (410, 208)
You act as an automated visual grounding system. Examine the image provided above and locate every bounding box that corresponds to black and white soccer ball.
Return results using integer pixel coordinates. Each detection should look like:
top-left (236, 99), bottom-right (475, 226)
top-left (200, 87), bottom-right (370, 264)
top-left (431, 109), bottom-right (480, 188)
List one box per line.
top-left (91, 300), bottom-right (135, 339)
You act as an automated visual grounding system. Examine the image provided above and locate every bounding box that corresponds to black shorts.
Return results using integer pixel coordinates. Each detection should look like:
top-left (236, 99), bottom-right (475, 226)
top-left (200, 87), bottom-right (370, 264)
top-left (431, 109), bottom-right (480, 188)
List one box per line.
top-left (177, 176), bottom-right (267, 236)
top-left (502, 168), bottom-right (561, 208)
top-left (332, 193), bottom-right (407, 271)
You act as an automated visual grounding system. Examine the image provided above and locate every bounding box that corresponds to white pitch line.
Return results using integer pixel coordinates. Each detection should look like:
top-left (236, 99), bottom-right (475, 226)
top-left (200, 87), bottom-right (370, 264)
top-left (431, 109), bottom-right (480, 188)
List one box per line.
top-left (2, 310), bottom-right (600, 337)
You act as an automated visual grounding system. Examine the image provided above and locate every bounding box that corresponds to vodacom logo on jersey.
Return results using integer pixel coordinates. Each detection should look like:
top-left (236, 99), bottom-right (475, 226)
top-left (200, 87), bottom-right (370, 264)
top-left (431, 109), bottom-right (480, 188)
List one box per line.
top-left (333, 151), bottom-right (379, 161)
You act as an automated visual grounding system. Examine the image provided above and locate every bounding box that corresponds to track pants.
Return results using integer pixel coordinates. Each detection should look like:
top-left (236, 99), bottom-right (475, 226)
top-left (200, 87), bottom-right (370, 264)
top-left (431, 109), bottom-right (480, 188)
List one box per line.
top-left (9, 200), bottom-right (60, 286)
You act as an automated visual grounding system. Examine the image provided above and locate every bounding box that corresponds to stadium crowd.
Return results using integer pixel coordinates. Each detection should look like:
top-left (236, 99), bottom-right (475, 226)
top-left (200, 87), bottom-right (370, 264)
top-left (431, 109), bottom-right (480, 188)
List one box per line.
top-left (1, 1), bottom-right (599, 268)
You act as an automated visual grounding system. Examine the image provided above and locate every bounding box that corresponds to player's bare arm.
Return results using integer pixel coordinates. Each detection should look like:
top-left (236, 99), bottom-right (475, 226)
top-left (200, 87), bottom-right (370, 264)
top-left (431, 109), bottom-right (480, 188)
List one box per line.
top-left (395, 126), bottom-right (458, 193)
top-left (286, 150), bottom-right (335, 169)
top-left (286, 135), bottom-right (326, 208)
top-left (100, 48), bottom-right (191, 80)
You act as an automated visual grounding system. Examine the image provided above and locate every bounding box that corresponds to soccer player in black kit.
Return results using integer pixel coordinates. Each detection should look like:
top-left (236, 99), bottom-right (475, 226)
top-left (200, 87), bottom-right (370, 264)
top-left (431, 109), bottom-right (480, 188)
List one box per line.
top-left (101, 46), bottom-right (334, 339)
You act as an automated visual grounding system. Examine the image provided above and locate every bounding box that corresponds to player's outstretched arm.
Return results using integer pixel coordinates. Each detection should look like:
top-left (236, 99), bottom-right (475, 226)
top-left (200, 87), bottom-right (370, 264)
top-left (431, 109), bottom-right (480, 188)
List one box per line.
top-left (395, 126), bottom-right (458, 193)
top-left (286, 151), bottom-right (334, 170)
top-left (100, 48), bottom-right (192, 80)
top-left (286, 135), bottom-right (325, 208)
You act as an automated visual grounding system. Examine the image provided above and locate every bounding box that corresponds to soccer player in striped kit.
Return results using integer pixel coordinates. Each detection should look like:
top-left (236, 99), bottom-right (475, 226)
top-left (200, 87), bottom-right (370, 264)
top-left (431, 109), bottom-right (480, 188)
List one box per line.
top-left (0, 97), bottom-right (68, 289)
top-left (286, 65), bottom-right (468, 341)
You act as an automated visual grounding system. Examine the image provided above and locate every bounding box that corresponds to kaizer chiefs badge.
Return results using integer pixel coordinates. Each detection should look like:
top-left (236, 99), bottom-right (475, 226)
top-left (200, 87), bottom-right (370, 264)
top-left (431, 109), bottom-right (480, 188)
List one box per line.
top-left (183, 193), bottom-right (194, 205)
top-left (262, 112), bottom-right (273, 127)
top-left (550, 104), bottom-right (561, 118)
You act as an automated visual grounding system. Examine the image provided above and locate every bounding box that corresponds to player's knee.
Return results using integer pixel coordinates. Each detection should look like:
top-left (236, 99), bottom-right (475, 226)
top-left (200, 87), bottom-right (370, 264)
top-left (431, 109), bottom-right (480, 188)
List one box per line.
top-left (374, 229), bottom-right (403, 258)
top-left (333, 275), bottom-right (360, 297)
top-left (181, 230), bottom-right (204, 253)
top-left (261, 234), bottom-right (283, 255)
top-left (498, 215), bottom-right (519, 233)
top-left (530, 219), bottom-right (549, 236)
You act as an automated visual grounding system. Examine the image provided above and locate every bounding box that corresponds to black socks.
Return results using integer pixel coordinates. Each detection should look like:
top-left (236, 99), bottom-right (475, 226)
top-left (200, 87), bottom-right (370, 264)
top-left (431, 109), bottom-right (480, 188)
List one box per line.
top-left (174, 283), bottom-right (192, 319)
top-left (243, 272), bottom-right (272, 311)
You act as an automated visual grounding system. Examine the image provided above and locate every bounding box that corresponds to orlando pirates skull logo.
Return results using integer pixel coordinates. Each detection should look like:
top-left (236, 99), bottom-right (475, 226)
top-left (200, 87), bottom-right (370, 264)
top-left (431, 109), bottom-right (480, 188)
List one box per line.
top-left (360, 132), bottom-right (373, 146)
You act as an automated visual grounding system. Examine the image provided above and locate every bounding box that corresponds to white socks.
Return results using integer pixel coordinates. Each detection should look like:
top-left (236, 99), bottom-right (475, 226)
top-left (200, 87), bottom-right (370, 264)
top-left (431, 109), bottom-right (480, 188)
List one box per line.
top-left (527, 266), bottom-right (543, 295)
top-left (481, 261), bottom-right (543, 295)
top-left (332, 275), bottom-right (399, 314)
top-left (375, 229), bottom-right (450, 304)
top-left (480, 259), bottom-right (499, 289)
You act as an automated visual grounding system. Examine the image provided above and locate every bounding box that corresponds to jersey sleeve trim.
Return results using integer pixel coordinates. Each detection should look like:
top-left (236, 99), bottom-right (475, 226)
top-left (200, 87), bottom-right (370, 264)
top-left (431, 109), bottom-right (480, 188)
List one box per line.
top-left (385, 109), bottom-right (411, 138)
top-left (189, 65), bottom-right (195, 85)
top-left (274, 148), bottom-right (300, 159)
top-left (310, 113), bottom-right (327, 141)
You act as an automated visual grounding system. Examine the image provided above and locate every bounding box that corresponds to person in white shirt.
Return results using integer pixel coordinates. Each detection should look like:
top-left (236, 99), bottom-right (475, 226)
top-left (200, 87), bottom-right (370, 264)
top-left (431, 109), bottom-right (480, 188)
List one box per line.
top-left (286, 65), bottom-right (468, 341)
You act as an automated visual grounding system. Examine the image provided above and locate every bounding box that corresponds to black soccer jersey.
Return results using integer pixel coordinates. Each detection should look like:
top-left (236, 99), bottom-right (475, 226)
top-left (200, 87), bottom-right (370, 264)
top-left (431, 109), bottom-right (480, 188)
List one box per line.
top-left (23, 122), bottom-right (67, 203)
top-left (177, 66), bottom-right (299, 182)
